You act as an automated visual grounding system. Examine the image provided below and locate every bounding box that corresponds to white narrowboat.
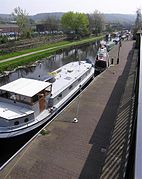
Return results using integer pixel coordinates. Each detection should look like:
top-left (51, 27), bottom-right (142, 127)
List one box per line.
top-left (0, 60), bottom-right (94, 138)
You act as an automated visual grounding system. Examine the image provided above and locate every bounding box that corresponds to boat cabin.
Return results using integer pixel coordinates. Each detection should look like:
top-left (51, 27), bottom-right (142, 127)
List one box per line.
top-left (0, 78), bottom-right (52, 114)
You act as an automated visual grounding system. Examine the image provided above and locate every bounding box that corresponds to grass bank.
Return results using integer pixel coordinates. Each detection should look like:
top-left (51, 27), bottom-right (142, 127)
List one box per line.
top-left (0, 35), bottom-right (104, 73)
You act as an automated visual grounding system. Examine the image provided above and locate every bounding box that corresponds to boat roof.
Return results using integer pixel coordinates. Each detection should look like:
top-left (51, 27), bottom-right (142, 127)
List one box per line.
top-left (0, 78), bottom-right (51, 97)
top-left (51, 61), bottom-right (92, 97)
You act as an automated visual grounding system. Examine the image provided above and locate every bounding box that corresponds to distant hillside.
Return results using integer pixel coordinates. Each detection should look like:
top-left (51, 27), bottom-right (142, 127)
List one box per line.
top-left (30, 12), bottom-right (64, 22)
top-left (0, 14), bottom-right (11, 19)
top-left (0, 14), bottom-right (13, 21)
top-left (0, 12), bottom-right (136, 24)
top-left (104, 14), bottom-right (136, 24)
top-left (30, 13), bottom-right (136, 24)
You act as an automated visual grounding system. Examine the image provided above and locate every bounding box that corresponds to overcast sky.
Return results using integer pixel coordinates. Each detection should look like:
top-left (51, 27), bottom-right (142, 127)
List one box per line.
top-left (0, 0), bottom-right (141, 15)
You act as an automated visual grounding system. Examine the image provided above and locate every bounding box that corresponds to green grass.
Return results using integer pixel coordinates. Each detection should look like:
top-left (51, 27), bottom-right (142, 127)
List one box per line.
top-left (0, 41), bottom-right (70, 61)
top-left (0, 35), bottom-right (104, 73)
top-left (0, 50), bottom-right (55, 73)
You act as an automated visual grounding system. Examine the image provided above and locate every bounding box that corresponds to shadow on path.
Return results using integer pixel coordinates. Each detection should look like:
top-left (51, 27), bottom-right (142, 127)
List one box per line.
top-left (79, 48), bottom-right (136, 179)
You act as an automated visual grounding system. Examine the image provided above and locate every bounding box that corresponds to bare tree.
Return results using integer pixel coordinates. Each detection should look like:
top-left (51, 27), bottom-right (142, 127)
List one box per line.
top-left (92, 10), bottom-right (105, 35)
top-left (133, 8), bottom-right (142, 39)
top-left (135, 9), bottom-right (142, 30)
top-left (87, 14), bottom-right (95, 34)
top-left (12, 6), bottom-right (32, 38)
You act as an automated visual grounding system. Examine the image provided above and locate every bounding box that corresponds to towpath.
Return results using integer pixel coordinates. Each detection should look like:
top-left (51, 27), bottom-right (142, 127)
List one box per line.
top-left (0, 45), bottom-right (64, 63)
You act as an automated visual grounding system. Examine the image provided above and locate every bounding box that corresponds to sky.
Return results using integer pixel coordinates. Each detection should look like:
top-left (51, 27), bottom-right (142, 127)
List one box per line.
top-left (0, 0), bottom-right (141, 15)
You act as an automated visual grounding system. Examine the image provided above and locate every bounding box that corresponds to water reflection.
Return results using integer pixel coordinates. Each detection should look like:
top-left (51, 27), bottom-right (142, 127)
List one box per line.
top-left (0, 42), bottom-right (99, 86)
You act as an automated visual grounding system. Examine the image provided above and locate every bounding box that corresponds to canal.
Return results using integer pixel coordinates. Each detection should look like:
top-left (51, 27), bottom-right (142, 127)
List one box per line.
top-left (0, 42), bottom-right (99, 86)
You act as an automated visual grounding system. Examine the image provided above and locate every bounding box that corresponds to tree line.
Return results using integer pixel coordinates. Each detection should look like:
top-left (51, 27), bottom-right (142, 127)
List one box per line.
top-left (12, 7), bottom-right (106, 39)
top-left (3, 6), bottom-right (140, 41)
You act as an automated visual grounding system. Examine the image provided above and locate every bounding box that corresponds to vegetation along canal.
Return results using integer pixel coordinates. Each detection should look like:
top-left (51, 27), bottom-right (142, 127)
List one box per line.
top-left (0, 41), bottom-right (99, 169)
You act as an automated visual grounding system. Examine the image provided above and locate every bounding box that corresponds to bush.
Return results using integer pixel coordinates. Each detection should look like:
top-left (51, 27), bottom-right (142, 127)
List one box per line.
top-left (0, 36), bottom-right (8, 44)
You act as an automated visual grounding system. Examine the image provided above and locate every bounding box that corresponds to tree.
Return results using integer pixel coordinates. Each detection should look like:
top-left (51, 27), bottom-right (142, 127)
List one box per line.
top-left (42, 16), bottom-right (60, 34)
top-left (135, 9), bottom-right (142, 31)
top-left (105, 23), bottom-right (113, 33)
top-left (87, 14), bottom-right (95, 34)
top-left (0, 17), bottom-right (5, 24)
top-left (135, 9), bottom-right (142, 30)
top-left (61, 12), bottom-right (89, 39)
top-left (12, 6), bottom-right (32, 38)
top-left (91, 10), bottom-right (105, 35)
top-left (133, 8), bottom-right (142, 38)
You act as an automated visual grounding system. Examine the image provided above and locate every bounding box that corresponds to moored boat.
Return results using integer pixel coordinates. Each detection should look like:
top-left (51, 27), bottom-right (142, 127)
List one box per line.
top-left (95, 42), bottom-right (110, 74)
top-left (0, 60), bottom-right (94, 138)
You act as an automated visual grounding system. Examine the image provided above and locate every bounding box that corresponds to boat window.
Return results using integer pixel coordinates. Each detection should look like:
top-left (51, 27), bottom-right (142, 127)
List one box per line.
top-left (45, 91), bottom-right (50, 96)
top-left (45, 86), bottom-right (52, 96)
top-left (44, 76), bottom-right (55, 83)
top-left (0, 91), bottom-right (9, 98)
top-left (38, 93), bottom-right (44, 98)
top-left (58, 93), bottom-right (62, 98)
top-left (56, 69), bottom-right (62, 73)
top-left (99, 53), bottom-right (104, 58)
top-left (32, 95), bottom-right (38, 103)
top-left (78, 77), bottom-right (81, 82)
top-left (69, 85), bottom-right (73, 90)
top-left (10, 94), bottom-right (16, 101)
top-left (20, 95), bottom-right (31, 104)
top-left (95, 61), bottom-right (107, 68)
top-left (24, 118), bottom-right (29, 123)
top-left (67, 69), bottom-right (73, 72)
top-left (48, 99), bottom-right (53, 107)
top-left (14, 121), bottom-right (19, 125)
top-left (64, 76), bottom-right (72, 80)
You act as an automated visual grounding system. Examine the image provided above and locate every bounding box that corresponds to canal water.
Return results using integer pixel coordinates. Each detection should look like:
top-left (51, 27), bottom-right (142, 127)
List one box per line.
top-left (0, 42), bottom-right (99, 86)
top-left (0, 41), bottom-right (100, 169)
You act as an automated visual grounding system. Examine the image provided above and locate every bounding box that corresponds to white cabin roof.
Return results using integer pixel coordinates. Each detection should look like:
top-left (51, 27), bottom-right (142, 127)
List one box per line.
top-left (51, 61), bottom-right (92, 97)
top-left (0, 78), bottom-right (51, 97)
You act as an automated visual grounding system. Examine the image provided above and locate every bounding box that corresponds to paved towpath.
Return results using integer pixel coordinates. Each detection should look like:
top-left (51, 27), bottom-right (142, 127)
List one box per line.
top-left (0, 45), bottom-right (64, 63)
top-left (0, 40), bottom-right (137, 179)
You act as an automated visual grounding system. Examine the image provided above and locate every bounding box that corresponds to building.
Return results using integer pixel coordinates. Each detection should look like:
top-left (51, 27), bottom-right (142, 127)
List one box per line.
top-left (0, 24), bottom-right (19, 35)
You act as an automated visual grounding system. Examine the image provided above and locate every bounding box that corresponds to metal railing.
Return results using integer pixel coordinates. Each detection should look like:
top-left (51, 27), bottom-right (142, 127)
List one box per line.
top-left (135, 34), bottom-right (142, 179)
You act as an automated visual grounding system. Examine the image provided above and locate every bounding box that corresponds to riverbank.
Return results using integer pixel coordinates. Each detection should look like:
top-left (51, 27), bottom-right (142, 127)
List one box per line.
top-left (0, 35), bottom-right (104, 73)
